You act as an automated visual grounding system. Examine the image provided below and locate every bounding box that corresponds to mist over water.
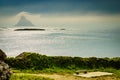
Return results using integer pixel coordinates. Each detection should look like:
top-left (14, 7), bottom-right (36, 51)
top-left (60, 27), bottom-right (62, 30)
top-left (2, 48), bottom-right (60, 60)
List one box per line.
top-left (0, 25), bottom-right (120, 58)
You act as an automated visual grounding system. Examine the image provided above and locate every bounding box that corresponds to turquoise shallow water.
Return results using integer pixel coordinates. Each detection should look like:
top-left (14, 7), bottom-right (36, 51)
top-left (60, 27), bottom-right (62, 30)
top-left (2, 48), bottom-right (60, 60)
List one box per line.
top-left (0, 26), bottom-right (120, 57)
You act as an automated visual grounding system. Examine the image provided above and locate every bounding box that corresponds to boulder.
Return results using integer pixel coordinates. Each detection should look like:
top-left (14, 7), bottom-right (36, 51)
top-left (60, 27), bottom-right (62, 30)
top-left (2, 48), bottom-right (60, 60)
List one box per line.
top-left (0, 49), bottom-right (7, 61)
top-left (0, 49), bottom-right (12, 80)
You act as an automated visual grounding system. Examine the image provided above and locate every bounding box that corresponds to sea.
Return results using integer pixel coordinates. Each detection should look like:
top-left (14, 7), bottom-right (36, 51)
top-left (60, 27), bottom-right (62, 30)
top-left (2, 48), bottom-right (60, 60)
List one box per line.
top-left (0, 25), bottom-right (120, 58)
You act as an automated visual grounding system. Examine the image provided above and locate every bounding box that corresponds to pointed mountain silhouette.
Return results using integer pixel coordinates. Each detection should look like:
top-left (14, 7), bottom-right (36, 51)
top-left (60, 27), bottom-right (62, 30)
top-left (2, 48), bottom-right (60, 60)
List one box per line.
top-left (15, 16), bottom-right (34, 26)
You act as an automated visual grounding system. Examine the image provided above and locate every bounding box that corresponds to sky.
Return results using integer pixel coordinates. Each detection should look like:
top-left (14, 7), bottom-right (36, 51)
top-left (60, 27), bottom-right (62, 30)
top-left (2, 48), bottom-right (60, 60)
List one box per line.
top-left (0, 0), bottom-right (120, 28)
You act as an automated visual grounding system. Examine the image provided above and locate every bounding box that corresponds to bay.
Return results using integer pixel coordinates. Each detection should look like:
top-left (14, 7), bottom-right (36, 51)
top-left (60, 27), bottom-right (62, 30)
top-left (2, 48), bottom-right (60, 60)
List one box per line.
top-left (0, 26), bottom-right (119, 57)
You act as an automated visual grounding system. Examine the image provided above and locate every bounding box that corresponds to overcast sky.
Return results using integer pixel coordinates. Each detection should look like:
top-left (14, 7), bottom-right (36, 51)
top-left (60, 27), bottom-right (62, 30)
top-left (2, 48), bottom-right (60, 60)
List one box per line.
top-left (0, 0), bottom-right (120, 26)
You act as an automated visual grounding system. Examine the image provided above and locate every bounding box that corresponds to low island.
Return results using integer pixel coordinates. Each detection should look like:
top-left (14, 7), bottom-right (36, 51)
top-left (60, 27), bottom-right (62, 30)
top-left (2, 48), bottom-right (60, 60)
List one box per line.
top-left (14, 28), bottom-right (45, 31)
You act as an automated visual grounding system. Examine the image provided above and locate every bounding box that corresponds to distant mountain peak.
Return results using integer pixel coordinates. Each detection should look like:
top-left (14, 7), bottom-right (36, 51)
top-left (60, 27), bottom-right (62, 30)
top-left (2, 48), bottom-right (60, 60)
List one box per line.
top-left (15, 16), bottom-right (34, 26)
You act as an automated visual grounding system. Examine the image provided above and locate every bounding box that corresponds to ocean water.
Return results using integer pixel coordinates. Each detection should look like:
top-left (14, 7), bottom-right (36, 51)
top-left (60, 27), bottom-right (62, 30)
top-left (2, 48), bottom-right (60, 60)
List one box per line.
top-left (0, 26), bottom-right (120, 57)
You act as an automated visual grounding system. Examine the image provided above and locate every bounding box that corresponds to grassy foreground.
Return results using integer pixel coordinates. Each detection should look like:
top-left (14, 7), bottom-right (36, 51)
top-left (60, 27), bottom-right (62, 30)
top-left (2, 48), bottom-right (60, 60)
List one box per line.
top-left (10, 68), bottom-right (120, 80)
top-left (6, 52), bottom-right (120, 80)
top-left (12, 68), bottom-right (120, 77)
top-left (10, 73), bottom-right (54, 80)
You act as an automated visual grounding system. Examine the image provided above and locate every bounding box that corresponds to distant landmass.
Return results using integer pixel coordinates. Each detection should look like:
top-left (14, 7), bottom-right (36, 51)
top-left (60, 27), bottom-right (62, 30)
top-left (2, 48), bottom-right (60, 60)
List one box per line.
top-left (15, 16), bottom-right (34, 26)
top-left (14, 28), bottom-right (45, 31)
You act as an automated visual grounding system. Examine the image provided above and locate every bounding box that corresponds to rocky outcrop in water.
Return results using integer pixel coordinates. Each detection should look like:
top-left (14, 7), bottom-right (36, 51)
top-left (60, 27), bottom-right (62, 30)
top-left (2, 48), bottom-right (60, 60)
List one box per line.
top-left (0, 49), bottom-right (12, 80)
top-left (15, 16), bottom-right (34, 26)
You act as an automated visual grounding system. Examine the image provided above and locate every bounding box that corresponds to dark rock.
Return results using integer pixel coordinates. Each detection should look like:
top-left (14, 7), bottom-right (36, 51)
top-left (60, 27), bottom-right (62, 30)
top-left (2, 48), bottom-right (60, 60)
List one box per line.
top-left (75, 71), bottom-right (79, 75)
top-left (75, 70), bottom-right (87, 75)
top-left (0, 49), bottom-right (7, 61)
top-left (0, 49), bottom-right (12, 80)
top-left (60, 28), bottom-right (65, 30)
top-left (0, 61), bottom-right (12, 80)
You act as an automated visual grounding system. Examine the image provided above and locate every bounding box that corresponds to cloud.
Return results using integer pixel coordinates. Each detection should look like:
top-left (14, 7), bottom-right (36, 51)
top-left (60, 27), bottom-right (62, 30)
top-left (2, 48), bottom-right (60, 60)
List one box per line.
top-left (14, 11), bottom-right (41, 20)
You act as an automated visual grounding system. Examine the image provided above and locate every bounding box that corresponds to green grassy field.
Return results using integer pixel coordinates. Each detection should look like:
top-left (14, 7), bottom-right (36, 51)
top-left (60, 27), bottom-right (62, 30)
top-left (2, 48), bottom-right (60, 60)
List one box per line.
top-left (10, 68), bottom-right (120, 80)
top-left (10, 73), bottom-right (54, 80)
top-left (12, 68), bottom-right (120, 78)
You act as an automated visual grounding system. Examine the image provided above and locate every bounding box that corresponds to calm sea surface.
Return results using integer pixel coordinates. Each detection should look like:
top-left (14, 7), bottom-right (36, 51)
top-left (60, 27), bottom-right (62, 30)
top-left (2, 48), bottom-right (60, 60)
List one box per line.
top-left (0, 26), bottom-right (120, 57)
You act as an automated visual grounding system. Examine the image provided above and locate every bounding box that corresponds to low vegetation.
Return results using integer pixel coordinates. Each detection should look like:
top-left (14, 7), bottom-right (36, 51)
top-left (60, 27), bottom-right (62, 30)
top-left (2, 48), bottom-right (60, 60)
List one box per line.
top-left (5, 52), bottom-right (120, 79)
top-left (5, 52), bottom-right (120, 70)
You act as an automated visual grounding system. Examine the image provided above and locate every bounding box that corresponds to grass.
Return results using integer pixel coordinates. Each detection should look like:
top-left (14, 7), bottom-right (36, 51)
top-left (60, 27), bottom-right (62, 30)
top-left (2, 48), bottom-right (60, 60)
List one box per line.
top-left (10, 73), bottom-right (54, 80)
top-left (12, 67), bottom-right (120, 74)
top-left (12, 68), bottom-right (75, 74)
top-left (11, 68), bottom-right (120, 79)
